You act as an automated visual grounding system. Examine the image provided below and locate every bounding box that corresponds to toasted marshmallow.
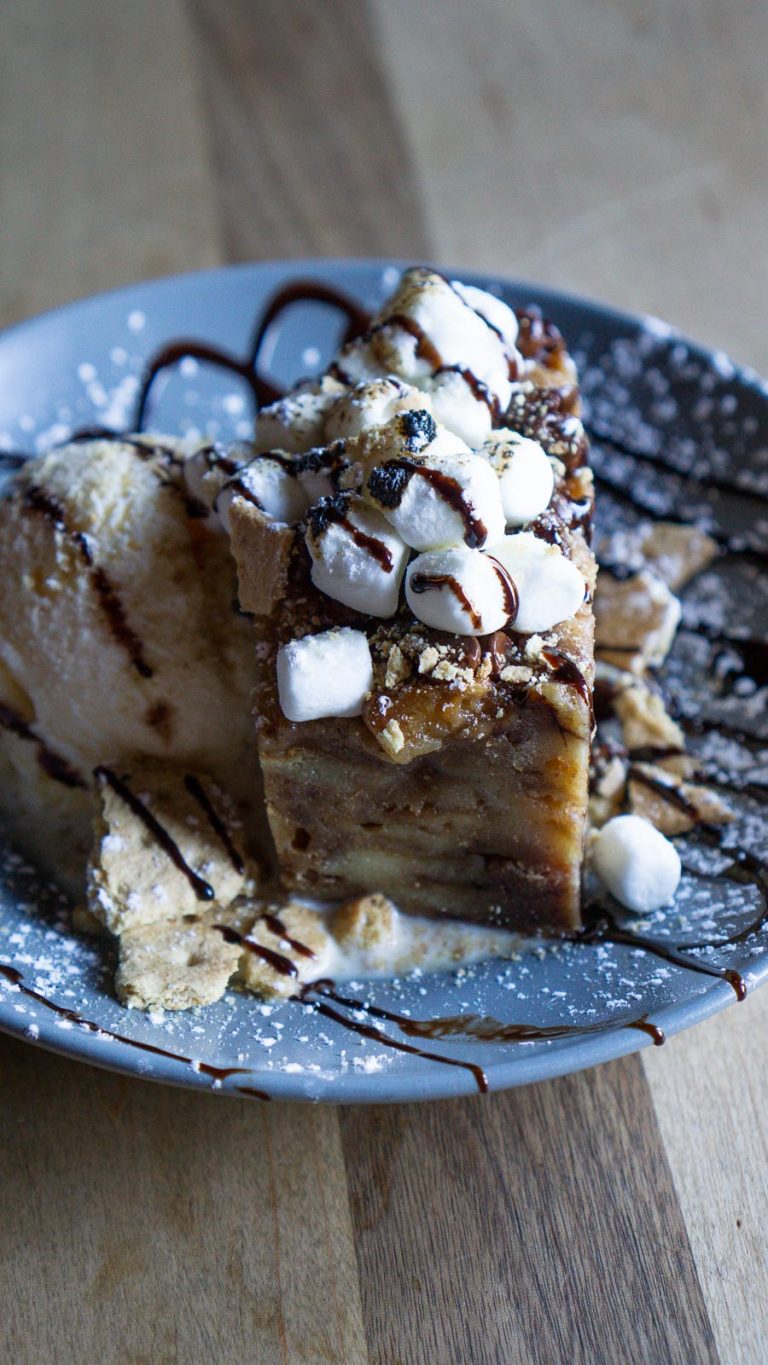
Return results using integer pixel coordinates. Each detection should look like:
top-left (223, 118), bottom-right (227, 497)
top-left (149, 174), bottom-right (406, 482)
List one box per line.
top-left (183, 444), bottom-right (246, 523)
top-left (450, 281), bottom-right (520, 353)
top-left (324, 378), bottom-right (430, 441)
top-left (276, 628), bottom-right (373, 722)
top-left (370, 268), bottom-right (514, 410)
top-left (216, 455), bottom-right (309, 533)
top-left (423, 369), bottom-right (494, 448)
top-left (591, 814), bottom-right (681, 913)
top-left (255, 377), bottom-right (345, 454)
top-left (487, 532), bottom-right (585, 635)
top-left (366, 446), bottom-right (505, 553)
top-left (332, 339), bottom-right (384, 386)
top-left (295, 441), bottom-right (350, 504)
top-left (482, 431), bottom-right (555, 527)
top-left (405, 546), bottom-right (514, 636)
top-left (306, 494), bottom-right (409, 617)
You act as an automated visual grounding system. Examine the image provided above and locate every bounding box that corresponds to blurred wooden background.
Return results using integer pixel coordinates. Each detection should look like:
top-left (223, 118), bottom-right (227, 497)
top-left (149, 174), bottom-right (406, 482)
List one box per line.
top-left (1, 3), bottom-right (767, 1362)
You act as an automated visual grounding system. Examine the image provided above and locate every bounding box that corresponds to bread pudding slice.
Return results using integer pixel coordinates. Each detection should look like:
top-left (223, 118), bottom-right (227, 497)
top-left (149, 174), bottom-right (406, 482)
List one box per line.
top-left (221, 268), bottom-right (596, 935)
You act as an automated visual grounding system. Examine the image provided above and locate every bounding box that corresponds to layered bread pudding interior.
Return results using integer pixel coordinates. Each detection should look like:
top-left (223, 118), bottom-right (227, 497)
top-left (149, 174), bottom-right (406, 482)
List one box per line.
top-left (1, 267), bottom-right (722, 1011)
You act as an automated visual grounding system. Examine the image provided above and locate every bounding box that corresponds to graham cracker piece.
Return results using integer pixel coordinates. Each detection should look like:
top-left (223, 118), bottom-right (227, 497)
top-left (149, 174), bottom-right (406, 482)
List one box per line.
top-left (115, 911), bottom-right (241, 1011)
top-left (332, 893), bottom-right (399, 951)
top-left (628, 762), bottom-right (734, 836)
top-left (228, 497), bottom-right (296, 617)
top-left (239, 903), bottom-right (331, 1000)
top-left (87, 759), bottom-right (252, 934)
top-left (595, 569), bottom-right (681, 673)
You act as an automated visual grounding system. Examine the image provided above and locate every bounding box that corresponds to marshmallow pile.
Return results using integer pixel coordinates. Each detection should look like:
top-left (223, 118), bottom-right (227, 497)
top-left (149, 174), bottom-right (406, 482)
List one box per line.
top-left (184, 269), bottom-right (589, 723)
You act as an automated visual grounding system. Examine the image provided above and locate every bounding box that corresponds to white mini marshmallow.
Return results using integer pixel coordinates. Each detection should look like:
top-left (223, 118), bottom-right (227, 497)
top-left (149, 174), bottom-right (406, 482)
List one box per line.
top-left (296, 442), bottom-right (350, 504)
top-left (405, 546), bottom-right (514, 636)
top-left (367, 449), bottom-right (505, 552)
top-left (482, 431), bottom-right (555, 527)
top-left (487, 531), bottom-right (585, 634)
top-left (255, 377), bottom-right (345, 454)
top-left (324, 379), bottom-right (429, 441)
top-left (216, 455), bottom-right (309, 533)
top-left (423, 369), bottom-right (494, 448)
top-left (591, 814), bottom-right (682, 913)
top-left (306, 494), bottom-right (409, 617)
top-left (183, 445), bottom-right (245, 523)
top-left (449, 281), bottom-right (520, 353)
top-left (276, 628), bottom-right (373, 722)
top-left (372, 269), bottom-right (513, 409)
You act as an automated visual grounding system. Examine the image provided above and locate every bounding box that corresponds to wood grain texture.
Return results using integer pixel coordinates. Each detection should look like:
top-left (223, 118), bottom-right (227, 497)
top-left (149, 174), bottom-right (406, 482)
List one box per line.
top-left (643, 989), bottom-right (768, 1365)
top-left (0, 1037), bottom-right (366, 1365)
top-left (187, 0), bottom-right (430, 262)
top-left (341, 1056), bottom-right (717, 1365)
top-left (0, 0), bottom-right (221, 327)
top-left (371, 0), bottom-right (768, 371)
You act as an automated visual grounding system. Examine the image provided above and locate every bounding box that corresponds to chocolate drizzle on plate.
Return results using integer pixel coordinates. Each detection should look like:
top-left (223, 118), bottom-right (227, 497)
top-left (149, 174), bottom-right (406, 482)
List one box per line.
top-left (134, 280), bottom-right (370, 431)
top-left (0, 963), bottom-right (253, 1083)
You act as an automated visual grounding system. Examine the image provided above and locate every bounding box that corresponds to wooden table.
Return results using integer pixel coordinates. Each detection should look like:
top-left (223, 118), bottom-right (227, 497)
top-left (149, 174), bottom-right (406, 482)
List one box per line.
top-left (1, 4), bottom-right (767, 1361)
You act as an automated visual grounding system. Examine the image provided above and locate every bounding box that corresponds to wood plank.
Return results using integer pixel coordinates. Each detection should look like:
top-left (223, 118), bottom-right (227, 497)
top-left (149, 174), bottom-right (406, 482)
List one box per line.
top-left (643, 988), bottom-right (768, 1365)
top-left (0, 0), bottom-right (222, 328)
top-left (370, 0), bottom-right (768, 370)
top-left (341, 1056), bottom-right (717, 1365)
top-left (186, 0), bottom-right (430, 261)
top-left (0, 1038), bottom-right (366, 1365)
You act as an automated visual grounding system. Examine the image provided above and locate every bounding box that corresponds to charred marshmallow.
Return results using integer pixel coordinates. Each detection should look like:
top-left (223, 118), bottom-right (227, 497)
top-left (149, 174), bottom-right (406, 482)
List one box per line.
top-left (592, 814), bottom-right (681, 913)
top-left (405, 546), bottom-right (514, 637)
top-left (487, 531), bottom-right (585, 634)
top-left (305, 493), bottom-right (409, 618)
top-left (255, 377), bottom-right (345, 454)
top-left (364, 417), bottom-right (504, 552)
top-left (482, 431), bottom-right (555, 527)
top-left (216, 454), bottom-right (309, 533)
top-left (324, 378), bottom-right (430, 441)
top-left (422, 369), bottom-right (495, 449)
top-left (295, 442), bottom-right (350, 505)
top-left (276, 628), bottom-right (374, 722)
top-left (183, 444), bottom-right (246, 523)
top-left (370, 269), bottom-right (516, 412)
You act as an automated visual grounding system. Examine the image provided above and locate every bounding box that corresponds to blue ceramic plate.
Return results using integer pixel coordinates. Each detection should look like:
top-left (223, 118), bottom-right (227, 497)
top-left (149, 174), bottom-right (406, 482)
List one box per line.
top-left (0, 260), bottom-right (766, 1102)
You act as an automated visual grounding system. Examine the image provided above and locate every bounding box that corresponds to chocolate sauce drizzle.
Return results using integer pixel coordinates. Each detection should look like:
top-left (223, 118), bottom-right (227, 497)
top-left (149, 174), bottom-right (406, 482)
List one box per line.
top-left (23, 485), bottom-right (153, 679)
top-left (183, 774), bottom-right (245, 876)
top-left (95, 766), bottom-right (214, 901)
top-left (368, 459), bottom-right (489, 549)
top-left (307, 494), bottom-right (394, 571)
top-left (409, 572), bottom-right (482, 631)
top-left (134, 281), bottom-right (370, 431)
top-left (0, 704), bottom-right (86, 789)
top-left (215, 923), bottom-right (299, 979)
top-left (0, 963), bottom-right (256, 1084)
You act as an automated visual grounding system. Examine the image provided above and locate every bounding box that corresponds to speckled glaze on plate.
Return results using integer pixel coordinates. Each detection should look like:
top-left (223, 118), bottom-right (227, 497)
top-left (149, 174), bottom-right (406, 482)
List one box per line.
top-left (0, 259), bottom-right (766, 1103)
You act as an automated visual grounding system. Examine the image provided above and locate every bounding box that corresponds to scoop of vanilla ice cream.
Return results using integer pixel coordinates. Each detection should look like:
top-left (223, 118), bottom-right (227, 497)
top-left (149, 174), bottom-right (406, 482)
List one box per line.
top-left (0, 439), bottom-right (258, 891)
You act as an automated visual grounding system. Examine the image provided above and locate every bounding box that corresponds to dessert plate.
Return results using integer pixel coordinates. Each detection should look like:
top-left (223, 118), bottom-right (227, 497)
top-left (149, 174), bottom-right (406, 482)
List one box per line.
top-left (0, 259), bottom-right (766, 1103)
